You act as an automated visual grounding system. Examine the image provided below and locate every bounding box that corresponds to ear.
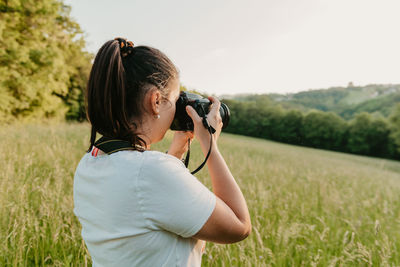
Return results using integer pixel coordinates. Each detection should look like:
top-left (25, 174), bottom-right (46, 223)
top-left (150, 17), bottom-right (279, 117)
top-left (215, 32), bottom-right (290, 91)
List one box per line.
top-left (149, 89), bottom-right (162, 115)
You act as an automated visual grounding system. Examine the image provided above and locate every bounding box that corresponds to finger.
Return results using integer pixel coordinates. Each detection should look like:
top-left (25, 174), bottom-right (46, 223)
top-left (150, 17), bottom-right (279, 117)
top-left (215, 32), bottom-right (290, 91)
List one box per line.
top-left (184, 131), bottom-right (194, 139)
top-left (186, 105), bottom-right (202, 123)
top-left (208, 96), bottom-right (221, 116)
top-left (208, 96), bottom-right (221, 106)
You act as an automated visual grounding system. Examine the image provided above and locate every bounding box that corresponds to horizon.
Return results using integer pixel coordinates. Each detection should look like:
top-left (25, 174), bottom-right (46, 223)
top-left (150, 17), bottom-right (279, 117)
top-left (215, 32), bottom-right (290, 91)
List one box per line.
top-left (65, 0), bottom-right (400, 96)
top-left (211, 82), bottom-right (400, 97)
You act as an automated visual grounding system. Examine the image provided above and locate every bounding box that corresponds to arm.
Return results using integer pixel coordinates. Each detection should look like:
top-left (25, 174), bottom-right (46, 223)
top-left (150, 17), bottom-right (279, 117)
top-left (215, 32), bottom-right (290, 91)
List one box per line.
top-left (185, 98), bottom-right (251, 244)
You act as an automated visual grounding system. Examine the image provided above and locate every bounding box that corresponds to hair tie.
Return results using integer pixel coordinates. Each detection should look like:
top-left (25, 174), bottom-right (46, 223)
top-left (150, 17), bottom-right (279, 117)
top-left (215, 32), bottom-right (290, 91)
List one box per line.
top-left (114, 37), bottom-right (134, 58)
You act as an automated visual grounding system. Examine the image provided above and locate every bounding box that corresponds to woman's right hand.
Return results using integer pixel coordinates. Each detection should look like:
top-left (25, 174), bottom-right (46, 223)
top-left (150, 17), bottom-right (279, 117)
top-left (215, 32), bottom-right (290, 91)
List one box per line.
top-left (185, 96), bottom-right (223, 147)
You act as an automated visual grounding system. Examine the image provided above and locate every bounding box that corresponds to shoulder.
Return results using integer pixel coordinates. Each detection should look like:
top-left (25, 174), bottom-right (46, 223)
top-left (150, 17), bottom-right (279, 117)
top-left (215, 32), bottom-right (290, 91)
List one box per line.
top-left (139, 150), bottom-right (198, 191)
top-left (75, 150), bottom-right (146, 181)
top-left (141, 150), bottom-right (187, 173)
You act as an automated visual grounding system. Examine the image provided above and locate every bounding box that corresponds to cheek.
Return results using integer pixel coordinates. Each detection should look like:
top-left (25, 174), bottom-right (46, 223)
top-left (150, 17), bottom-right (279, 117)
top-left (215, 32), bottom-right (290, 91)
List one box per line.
top-left (160, 103), bottom-right (175, 128)
top-left (168, 105), bottom-right (176, 122)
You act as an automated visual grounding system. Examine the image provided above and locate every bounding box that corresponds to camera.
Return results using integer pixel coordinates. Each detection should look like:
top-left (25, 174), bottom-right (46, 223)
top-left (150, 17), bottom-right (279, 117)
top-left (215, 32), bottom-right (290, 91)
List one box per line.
top-left (170, 91), bottom-right (230, 131)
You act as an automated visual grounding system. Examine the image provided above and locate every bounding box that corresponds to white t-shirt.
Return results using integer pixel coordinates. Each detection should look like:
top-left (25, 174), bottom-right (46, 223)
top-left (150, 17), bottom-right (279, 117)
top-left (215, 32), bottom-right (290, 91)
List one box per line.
top-left (73, 149), bottom-right (216, 267)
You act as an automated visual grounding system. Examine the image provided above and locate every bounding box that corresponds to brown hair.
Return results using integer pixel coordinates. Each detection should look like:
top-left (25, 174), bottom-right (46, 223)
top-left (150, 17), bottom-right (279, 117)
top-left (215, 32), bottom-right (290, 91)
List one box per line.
top-left (86, 39), bottom-right (179, 152)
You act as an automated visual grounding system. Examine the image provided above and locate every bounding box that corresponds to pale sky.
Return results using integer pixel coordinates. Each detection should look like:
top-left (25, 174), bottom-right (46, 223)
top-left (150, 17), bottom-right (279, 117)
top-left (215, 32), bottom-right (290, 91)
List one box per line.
top-left (65, 0), bottom-right (400, 96)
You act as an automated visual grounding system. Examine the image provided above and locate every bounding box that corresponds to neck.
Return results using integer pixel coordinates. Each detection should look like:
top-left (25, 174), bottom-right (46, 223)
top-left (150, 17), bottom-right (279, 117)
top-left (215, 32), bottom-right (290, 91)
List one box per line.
top-left (135, 118), bottom-right (153, 150)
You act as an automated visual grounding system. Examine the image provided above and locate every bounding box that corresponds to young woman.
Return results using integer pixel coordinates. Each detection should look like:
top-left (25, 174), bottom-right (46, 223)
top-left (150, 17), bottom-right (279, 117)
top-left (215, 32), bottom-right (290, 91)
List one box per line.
top-left (73, 38), bottom-right (251, 267)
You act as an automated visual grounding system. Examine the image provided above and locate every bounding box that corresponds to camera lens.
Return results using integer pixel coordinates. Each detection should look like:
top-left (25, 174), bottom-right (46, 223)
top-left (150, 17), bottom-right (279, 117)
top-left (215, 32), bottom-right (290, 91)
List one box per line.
top-left (220, 103), bottom-right (230, 129)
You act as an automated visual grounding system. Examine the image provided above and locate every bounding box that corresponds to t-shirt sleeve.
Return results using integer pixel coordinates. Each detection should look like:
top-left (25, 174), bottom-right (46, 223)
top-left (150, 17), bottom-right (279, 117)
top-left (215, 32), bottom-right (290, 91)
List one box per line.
top-left (137, 152), bottom-right (216, 238)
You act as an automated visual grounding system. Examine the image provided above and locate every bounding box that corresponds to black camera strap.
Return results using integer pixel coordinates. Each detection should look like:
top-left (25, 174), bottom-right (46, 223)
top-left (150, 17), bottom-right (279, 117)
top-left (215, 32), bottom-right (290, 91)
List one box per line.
top-left (184, 116), bottom-right (215, 175)
top-left (93, 137), bottom-right (140, 154)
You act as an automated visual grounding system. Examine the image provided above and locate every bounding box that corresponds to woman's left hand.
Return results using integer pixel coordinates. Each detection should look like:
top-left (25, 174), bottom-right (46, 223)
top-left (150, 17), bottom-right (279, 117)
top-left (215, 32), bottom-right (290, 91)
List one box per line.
top-left (167, 131), bottom-right (194, 160)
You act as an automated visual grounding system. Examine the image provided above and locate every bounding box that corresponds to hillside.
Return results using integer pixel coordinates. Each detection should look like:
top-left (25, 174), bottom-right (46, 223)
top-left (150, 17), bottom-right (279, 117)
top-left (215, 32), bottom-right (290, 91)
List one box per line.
top-left (2, 123), bottom-right (400, 265)
top-left (221, 84), bottom-right (400, 119)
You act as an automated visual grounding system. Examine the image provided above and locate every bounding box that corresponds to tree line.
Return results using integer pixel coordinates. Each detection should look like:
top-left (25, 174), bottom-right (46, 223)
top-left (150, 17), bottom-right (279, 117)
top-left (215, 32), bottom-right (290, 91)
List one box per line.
top-left (222, 98), bottom-right (400, 160)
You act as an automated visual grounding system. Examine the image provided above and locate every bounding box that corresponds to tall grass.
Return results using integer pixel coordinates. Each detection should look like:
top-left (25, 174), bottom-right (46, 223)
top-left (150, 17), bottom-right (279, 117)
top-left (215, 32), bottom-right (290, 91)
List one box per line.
top-left (1, 123), bottom-right (400, 266)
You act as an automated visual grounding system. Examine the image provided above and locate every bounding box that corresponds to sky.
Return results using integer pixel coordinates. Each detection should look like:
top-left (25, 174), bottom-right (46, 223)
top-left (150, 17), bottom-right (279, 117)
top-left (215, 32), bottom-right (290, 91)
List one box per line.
top-left (65, 0), bottom-right (400, 96)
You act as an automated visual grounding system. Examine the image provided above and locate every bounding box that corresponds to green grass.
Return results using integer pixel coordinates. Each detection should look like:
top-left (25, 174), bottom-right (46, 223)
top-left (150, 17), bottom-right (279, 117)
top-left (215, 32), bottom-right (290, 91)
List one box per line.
top-left (1, 122), bottom-right (400, 266)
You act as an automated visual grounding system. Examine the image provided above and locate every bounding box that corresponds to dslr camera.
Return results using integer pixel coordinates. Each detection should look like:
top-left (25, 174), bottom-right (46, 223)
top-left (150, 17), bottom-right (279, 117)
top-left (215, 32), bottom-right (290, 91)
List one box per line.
top-left (170, 91), bottom-right (230, 131)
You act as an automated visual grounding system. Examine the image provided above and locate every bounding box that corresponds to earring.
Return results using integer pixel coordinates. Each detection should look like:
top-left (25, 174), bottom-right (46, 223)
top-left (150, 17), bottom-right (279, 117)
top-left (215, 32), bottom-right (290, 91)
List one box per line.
top-left (154, 114), bottom-right (160, 119)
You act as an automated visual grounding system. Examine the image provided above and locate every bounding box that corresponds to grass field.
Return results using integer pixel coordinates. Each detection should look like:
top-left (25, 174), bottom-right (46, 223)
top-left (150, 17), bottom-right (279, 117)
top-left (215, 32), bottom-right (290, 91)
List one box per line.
top-left (1, 122), bottom-right (400, 266)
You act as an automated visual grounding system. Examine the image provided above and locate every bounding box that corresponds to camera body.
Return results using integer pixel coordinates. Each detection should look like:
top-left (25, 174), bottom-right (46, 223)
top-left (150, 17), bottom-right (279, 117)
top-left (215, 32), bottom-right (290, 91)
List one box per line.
top-left (170, 91), bottom-right (230, 131)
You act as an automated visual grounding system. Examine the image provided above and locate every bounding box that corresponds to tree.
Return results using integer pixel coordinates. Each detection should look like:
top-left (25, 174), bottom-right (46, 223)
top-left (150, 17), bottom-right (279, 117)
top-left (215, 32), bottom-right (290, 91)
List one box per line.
top-left (347, 113), bottom-right (373, 155)
top-left (368, 117), bottom-right (391, 157)
top-left (0, 0), bottom-right (92, 122)
top-left (301, 110), bottom-right (347, 150)
top-left (346, 113), bottom-right (391, 157)
top-left (389, 104), bottom-right (400, 154)
top-left (279, 110), bottom-right (303, 144)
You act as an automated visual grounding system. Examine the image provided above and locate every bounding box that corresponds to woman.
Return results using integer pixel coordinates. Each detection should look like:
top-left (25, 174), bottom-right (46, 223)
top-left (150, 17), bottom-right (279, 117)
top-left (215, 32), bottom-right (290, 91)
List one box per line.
top-left (73, 38), bottom-right (251, 267)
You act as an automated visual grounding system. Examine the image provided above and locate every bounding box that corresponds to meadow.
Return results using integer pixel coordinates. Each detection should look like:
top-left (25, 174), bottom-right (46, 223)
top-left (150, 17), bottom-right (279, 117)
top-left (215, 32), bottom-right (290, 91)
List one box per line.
top-left (1, 122), bottom-right (400, 266)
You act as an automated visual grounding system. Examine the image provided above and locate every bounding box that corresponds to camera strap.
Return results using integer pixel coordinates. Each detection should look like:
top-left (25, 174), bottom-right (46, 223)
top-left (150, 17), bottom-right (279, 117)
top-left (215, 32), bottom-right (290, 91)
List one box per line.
top-left (93, 137), bottom-right (140, 154)
top-left (184, 116), bottom-right (215, 175)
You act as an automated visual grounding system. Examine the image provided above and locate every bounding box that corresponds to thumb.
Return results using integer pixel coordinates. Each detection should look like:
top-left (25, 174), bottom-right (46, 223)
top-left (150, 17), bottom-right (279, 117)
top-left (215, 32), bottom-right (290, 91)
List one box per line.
top-left (185, 105), bottom-right (201, 123)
